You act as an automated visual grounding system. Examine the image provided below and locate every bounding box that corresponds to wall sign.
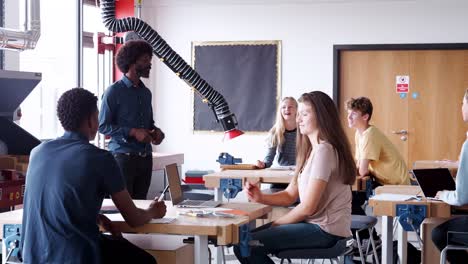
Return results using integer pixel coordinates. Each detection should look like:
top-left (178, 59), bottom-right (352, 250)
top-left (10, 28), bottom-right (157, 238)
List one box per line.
top-left (396, 75), bottom-right (410, 93)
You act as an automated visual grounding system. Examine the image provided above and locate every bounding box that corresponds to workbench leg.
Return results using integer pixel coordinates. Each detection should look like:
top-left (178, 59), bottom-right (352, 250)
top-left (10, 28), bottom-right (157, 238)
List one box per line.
top-left (397, 222), bottom-right (407, 264)
top-left (382, 216), bottom-right (394, 264)
top-left (194, 235), bottom-right (209, 264)
top-left (214, 187), bottom-right (223, 202)
top-left (214, 247), bottom-right (224, 264)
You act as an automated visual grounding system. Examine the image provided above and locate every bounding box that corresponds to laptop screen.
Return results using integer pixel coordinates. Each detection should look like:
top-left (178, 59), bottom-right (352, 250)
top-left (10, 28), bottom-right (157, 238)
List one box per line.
top-left (165, 163), bottom-right (184, 205)
top-left (412, 168), bottom-right (456, 198)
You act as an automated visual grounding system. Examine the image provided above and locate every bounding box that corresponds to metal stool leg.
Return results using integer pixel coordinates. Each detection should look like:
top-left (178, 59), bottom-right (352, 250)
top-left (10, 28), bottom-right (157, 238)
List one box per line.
top-left (368, 227), bottom-right (380, 264)
top-left (439, 245), bottom-right (468, 264)
top-left (355, 230), bottom-right (366, 264)
top-left (440, 247), bottom-right (448, 264)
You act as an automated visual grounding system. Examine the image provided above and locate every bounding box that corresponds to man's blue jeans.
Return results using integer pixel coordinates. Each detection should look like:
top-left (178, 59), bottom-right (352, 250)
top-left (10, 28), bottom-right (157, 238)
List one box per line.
top-left (234, 222), bottom-right (345, 264)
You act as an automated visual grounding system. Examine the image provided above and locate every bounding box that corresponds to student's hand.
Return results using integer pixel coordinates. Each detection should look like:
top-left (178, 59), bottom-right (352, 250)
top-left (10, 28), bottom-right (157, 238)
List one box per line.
top-left (97, 214), bottom-right (122, 237)
top-left (255, 160), bottom-right (266, 169)
top-left (130, 128), bottom-right (152, 143)
top-left (149, 127), bottom-right (165, 145)
top-left (147, 200), bottom-right (167, 219)
top-left (435, 191), bottom-right (443, 199)
top-left (244, 181), bottom-right (263, 203)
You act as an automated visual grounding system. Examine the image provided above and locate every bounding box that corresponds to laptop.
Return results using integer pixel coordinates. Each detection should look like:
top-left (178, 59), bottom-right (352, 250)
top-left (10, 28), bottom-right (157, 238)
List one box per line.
top-left (412, 168), bottom-right (456, 199)
top-left (165, 163), bottom-right (221, 208)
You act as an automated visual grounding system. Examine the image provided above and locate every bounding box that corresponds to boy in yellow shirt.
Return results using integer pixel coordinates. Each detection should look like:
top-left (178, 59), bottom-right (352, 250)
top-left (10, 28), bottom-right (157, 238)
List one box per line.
top-left (347, 97), bottom-right (410, 185)
top-left (346, 97), bottom-right (410, 215)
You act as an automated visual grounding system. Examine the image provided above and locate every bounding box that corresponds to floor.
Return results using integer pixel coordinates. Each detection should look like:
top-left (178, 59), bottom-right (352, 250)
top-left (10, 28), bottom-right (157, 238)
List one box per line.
top-left (212, 244), bottom-right (342, 264)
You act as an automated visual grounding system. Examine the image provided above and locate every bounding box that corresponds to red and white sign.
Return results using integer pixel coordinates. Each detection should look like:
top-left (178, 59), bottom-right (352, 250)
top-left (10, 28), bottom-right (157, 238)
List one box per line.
top-left (396, 75), bottom-right (410, 93)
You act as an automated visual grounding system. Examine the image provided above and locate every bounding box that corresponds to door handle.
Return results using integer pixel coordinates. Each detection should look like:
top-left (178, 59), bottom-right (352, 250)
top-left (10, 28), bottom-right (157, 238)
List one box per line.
top-left (392, 130), bottom-right (408, 135)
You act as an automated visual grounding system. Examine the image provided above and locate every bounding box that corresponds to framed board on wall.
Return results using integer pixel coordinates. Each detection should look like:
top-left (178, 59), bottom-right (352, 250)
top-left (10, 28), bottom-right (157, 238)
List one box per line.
top-left (192, 40), bottom-right (281, 132)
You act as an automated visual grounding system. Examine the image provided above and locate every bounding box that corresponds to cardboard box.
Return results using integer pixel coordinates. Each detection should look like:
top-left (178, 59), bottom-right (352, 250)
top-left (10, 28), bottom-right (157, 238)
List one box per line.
top-left (15, 163), bottom-right (28, 174)
top-left (123, 234), bottom-right (194, 264)
top-left (0, 156), bottom-right (16, 170)
top-left (0, 155), bottom-right (29, 174)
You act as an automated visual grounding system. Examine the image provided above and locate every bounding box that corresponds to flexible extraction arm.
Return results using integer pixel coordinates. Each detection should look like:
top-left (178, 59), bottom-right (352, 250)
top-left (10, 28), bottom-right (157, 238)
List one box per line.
top-left (100, 0), bottom-right (243, 139)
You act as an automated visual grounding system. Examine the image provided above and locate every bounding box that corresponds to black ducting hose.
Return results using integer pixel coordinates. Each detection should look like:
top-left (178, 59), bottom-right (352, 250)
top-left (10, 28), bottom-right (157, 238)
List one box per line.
top-left (100, 0), bottom-right (239, 132)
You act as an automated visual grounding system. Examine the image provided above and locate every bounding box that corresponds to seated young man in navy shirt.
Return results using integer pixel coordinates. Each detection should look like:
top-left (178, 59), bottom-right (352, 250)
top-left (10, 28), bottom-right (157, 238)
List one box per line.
top-left (21, 88), bottom-right (166, 264)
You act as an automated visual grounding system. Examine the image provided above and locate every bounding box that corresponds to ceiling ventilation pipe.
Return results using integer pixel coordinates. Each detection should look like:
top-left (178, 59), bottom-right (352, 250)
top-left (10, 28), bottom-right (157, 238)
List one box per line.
top-left (0, 0), bottom-right (40, 51)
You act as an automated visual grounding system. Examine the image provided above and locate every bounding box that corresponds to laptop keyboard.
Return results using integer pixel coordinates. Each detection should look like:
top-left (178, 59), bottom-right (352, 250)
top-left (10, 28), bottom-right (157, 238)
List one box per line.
top-left (179, 200), bottom-right (204, 206)
top-left (178, 200), bottom-right (220, 208)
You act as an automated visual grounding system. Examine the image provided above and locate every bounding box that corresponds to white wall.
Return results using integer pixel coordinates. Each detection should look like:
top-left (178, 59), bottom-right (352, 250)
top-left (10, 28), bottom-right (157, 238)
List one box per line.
top-left (142, 0), bottom-right (468, 173)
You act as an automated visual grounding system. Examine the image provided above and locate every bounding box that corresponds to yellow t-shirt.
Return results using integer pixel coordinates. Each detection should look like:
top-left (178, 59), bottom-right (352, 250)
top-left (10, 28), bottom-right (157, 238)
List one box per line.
top-left (355, 126), bottom-right (410, 185)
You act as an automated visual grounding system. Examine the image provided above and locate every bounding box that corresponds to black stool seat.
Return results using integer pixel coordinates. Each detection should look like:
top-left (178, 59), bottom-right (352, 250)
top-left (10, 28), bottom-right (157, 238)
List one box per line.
top-left (276, 237), bottom-right (353, 260)
top-left (351, 215), bottom-right (378, 230)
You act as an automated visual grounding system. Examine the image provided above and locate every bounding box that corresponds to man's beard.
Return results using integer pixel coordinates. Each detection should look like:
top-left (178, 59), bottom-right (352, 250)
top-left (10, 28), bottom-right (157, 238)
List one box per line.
top-left (136, 66), bottom-right (151, 78)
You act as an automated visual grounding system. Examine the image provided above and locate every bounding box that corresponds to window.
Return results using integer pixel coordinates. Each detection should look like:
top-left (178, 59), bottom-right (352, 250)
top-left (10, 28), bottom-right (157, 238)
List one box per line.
top-left (17, 2), bottom-right (107, 139)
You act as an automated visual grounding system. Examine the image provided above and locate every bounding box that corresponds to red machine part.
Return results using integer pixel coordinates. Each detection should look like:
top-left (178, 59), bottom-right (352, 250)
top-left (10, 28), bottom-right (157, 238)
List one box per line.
top-left (0, 178), bottom-right (25, 208)
top-left (113, 0), bottom-right (134, 81)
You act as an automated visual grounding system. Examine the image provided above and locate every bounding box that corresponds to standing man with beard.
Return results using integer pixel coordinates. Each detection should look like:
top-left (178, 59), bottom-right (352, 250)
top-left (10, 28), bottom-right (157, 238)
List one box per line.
top-left (99, 40), bottom-right (165, 199)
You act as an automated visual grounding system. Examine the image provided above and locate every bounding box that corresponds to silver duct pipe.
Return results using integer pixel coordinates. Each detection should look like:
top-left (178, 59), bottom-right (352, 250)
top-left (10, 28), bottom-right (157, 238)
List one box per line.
top-left (0, 0), bottom-right (41, 51)
top-left (100, 0), bottom-right (241, 134)
top-left (77, 0), bottom-right (83, 87)
top-left (136, 0), bottom-right (142, 19)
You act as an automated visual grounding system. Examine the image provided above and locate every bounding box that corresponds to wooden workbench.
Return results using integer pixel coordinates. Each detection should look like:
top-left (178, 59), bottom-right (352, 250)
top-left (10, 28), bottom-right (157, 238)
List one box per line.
top-left (204, 168), bottom-right (369, 201)
top-left (0, 200), bottom-right (271, 264)
top-left (369, 185), bottom-right (467, 264)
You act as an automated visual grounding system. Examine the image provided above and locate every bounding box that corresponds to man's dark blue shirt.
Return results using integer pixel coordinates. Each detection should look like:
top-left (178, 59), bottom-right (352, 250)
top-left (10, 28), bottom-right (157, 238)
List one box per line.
top-left (98, 75), bottom-right (155, 154)
top-left (21, 131), bottom-right (125, 264)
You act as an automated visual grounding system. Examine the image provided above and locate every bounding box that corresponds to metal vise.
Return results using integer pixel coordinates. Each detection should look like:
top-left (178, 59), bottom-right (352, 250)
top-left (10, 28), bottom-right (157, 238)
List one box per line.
top-left (396, 204), bottom-right (427, 232)
top-left (220, 178), bottom-right (243, 199)
top-left (3, 224), bottom-right (22, 263)
top-left (216, 152), bottom-right (242, 165)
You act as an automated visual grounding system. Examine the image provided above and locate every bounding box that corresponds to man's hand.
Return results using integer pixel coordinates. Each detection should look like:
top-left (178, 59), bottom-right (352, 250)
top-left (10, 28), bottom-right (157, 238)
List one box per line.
top-left (149, 127), bottom-right (165, 145)
top-left (97, 214), bottom-right (121, 237)
top-left (255, 160), bottom-right (266, 169)
top-left (147, 200), bottom-right (167, 219)
top-left (129, 128), bottom-right (152, 143)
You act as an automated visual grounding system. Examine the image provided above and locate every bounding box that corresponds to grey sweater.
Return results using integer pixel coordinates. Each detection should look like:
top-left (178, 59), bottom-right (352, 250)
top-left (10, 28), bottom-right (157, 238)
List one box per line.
top-left (263, 129), bottom-right (297, 168)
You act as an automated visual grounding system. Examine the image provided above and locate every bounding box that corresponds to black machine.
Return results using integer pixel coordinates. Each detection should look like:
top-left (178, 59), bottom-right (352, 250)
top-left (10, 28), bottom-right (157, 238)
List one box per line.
top-left (0, 70), bottom-right (42, 155)
top-left (0, 70), bottom-right (41, 210)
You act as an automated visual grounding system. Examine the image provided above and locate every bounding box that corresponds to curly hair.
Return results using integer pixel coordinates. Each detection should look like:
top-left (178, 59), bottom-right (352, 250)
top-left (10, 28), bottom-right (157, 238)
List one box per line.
top-left (57, 88), bottom-right (98, 131)
top-left (115, 40), bottom-right (153, 73)
top-left (345, 97), bottom-right (373, 121)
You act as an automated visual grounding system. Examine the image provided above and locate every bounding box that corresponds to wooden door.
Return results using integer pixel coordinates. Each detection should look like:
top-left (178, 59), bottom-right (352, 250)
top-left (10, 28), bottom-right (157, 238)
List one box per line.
top-left (408, 50), bottom-right (468, 162)
top-left (339, 51), bottom-right (410, 162)
top-left (339, 49), bottom-right (468, 167)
